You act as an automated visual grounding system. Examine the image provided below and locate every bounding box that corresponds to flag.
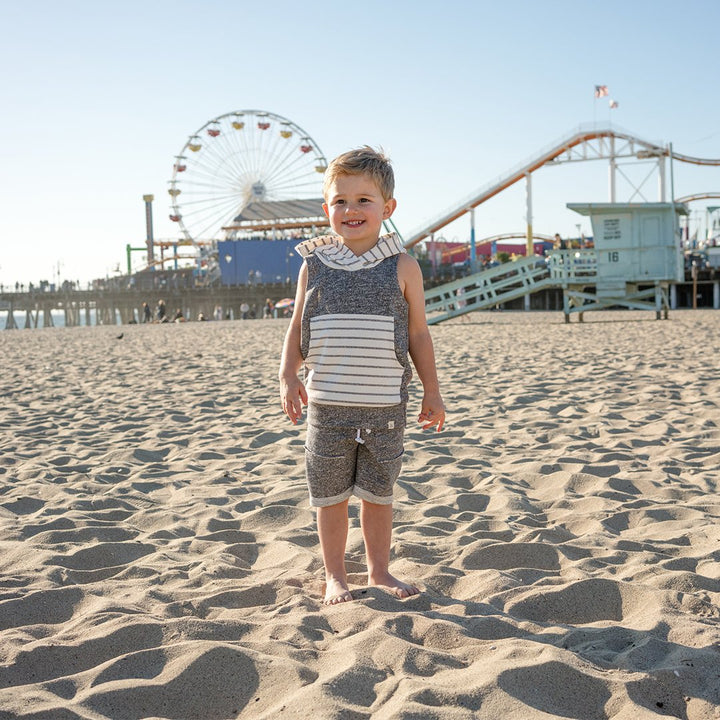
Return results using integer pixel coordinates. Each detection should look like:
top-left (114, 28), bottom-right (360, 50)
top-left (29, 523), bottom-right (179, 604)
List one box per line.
top-left (609, 99), bottom-right (619, 109)
top-left (594, 85), bottom-right (609, 98)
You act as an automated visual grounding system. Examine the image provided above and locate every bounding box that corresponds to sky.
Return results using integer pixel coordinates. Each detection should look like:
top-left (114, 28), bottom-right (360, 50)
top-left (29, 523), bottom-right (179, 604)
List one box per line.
top-left (1, 0), bottom-right (719, 287)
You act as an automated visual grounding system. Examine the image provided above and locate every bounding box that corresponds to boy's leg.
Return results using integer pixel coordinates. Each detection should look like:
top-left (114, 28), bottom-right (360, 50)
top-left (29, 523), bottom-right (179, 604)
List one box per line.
top-left (317, 499), bottom-right (352, 604)
top-left (360, 499), bottom-right (420, 599)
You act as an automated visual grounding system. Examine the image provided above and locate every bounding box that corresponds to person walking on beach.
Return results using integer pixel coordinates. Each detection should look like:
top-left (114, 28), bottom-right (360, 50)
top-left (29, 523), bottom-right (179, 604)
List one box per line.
top-left (263, 298), bottom-right (274, 319)
top-left (156, 299), bottom-right (167, 323)
top-left (279, 147), bottom-right (445, 605)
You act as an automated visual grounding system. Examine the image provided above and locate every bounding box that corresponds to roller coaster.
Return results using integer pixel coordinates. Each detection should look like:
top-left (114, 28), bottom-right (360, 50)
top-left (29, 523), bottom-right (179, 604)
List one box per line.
top-left (412, 124), bottom-right (720, 322)
top-left (405, 123), bottom-right (720, 250)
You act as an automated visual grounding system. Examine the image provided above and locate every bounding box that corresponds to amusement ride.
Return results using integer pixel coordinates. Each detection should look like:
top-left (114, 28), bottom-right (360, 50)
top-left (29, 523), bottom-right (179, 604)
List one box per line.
top-left (403, 124), bottom-right (720, 258)
top-left (128, 110), bottom-right (329, 278)
top-left (164, 110), bottom-right (327, 276)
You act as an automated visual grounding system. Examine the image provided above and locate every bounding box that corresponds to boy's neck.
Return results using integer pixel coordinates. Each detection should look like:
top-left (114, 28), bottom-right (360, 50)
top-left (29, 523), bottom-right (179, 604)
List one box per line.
top-left (338, 233), bottom-right (383, 257)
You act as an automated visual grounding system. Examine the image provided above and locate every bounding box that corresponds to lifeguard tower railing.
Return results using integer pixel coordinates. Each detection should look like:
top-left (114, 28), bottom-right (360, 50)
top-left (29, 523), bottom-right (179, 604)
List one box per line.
top-left (425, 252), bottom-right (598, 324)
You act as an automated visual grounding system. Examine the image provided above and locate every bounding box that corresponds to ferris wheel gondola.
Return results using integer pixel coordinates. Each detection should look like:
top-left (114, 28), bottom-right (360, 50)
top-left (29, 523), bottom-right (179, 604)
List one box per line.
top-left (168, 110), bottom-right (327, 243)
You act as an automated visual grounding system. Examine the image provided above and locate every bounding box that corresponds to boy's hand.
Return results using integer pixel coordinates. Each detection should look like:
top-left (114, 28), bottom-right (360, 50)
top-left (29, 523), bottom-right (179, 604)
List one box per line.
top-left (418, 393), bottom-right (445, 432)
top-left (280, 373), bottom-right (308, 425)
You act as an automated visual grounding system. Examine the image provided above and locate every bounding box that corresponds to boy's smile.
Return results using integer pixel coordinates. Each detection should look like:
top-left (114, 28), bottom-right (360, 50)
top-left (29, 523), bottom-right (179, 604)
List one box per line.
top-left (323, 173), bottom-right (396, 255)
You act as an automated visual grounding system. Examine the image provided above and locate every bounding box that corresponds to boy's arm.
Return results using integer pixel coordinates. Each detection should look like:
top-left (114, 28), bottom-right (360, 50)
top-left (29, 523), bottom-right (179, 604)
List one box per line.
top-left (278, 262), bottom-right (308, 424)
top-left (398, 254), bottom-right (445, 431)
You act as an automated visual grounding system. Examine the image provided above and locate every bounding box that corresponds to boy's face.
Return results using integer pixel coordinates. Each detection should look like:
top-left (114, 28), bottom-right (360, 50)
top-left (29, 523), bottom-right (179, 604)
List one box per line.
top-left (323, 173), bottom-right (396, 249)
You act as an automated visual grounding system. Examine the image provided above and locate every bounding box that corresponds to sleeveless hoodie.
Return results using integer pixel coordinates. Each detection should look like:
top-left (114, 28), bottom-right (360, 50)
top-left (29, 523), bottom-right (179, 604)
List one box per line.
top-left (296, 232), bottom-right (412, 429)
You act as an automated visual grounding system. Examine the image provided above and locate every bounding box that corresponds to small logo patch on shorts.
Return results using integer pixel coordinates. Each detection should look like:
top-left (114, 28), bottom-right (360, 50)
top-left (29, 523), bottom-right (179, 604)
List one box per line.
top-left (387, 421), bottom-right (395, 429)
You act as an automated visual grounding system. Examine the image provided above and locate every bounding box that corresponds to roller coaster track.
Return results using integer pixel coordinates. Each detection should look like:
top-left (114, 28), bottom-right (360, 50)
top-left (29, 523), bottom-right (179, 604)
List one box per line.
top-left (467, 232), bottom-right (555, 244)
top-left (405, 125), bottom-right (720, 249)
top-left (438, 233), bottom-right (555, 262)
top-left (675, 192), bottom-right (720, 204)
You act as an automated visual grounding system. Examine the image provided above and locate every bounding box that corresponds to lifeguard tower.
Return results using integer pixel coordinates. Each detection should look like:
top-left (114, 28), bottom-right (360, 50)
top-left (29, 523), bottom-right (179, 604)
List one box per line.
top-left (563, 202), bottom-right (687, 321)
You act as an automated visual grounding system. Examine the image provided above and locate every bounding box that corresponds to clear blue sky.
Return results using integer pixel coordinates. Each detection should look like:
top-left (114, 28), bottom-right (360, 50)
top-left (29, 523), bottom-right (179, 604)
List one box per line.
top-left (1, 0), bottom-right (719, 286)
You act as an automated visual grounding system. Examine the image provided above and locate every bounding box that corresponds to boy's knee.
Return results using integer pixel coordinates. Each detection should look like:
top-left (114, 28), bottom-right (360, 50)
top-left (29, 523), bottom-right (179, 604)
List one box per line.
top-left (356, 488), bottom-right (394, 506)
top-left (361, 498), bottom-right (391, 507)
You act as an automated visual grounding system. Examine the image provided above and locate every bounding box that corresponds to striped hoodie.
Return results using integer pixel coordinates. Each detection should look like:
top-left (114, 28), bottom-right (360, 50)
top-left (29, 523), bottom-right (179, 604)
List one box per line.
top-left (296, 232), bottom-right (412, 429)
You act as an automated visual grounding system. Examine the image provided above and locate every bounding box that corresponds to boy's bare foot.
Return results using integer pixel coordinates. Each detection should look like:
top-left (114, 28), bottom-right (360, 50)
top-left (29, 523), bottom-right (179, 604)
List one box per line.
top-left (324, 576), bottom-right (353, 605)
top-left (368, 571), bottom-right (421, 599)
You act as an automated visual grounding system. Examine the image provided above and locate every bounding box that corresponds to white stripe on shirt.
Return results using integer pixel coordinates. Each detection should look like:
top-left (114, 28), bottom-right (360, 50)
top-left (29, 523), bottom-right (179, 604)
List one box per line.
top-left (306, 313), bottom-right (404, 407)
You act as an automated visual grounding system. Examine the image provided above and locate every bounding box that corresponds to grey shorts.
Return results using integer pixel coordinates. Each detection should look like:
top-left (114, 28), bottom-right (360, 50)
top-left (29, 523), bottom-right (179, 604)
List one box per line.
top-left (305, 424), bottom-right (405, 507)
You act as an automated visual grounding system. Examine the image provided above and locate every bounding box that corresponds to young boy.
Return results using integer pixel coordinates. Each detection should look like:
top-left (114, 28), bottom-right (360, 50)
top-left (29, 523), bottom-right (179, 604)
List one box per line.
top-left (278, 147), bottom-right (445, 605)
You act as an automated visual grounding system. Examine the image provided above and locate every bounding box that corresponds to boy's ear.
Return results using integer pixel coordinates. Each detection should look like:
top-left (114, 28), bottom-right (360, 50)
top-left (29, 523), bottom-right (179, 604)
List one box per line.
top-left (322, 202), bottom-right (329, 218)
top-left (383, 198), bottom-right (397, 219)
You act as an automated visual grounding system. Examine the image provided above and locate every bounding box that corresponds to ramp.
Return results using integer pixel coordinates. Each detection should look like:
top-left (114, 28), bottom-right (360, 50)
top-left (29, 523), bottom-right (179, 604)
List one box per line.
top-left (425, 251), bottom-right (598, 324)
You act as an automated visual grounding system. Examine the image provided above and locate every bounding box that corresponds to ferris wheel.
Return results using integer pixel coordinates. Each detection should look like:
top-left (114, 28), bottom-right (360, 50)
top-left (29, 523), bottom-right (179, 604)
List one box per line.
top-left (168, 110), bottom-right (327, 242)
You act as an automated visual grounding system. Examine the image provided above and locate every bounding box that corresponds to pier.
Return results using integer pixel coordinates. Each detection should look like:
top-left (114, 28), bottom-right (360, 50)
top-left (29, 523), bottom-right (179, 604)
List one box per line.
top-left (0, 283), bottom-right (291, 329)
top-left (1, 271), bottom-right (718, 330)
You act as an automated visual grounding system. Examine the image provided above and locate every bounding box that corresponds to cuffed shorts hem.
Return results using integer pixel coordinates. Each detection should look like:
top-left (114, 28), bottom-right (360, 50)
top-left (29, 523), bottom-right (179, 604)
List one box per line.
top-left (354, 486), bottom-right (394, 505)
top-left (309, 487), bottom-right (354, 508)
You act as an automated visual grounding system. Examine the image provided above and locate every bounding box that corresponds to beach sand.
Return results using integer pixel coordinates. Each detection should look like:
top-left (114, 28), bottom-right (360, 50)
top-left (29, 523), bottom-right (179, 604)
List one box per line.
top-left (0, 310), bottom-right (719, 719)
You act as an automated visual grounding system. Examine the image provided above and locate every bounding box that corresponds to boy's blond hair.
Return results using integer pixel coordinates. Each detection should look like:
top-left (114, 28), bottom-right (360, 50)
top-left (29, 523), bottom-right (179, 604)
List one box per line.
top-left (323, 146), bottom-right (394, 201)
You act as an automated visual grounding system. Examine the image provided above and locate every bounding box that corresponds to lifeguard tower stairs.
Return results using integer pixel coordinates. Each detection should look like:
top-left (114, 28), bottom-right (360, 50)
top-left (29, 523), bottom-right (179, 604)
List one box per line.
top-left (424, 202), bottom-right (687, 324)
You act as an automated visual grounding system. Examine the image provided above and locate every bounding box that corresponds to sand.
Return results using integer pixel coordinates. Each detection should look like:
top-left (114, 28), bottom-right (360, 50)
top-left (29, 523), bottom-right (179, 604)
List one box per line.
top-left (0, 310), bottom-right (719, 720)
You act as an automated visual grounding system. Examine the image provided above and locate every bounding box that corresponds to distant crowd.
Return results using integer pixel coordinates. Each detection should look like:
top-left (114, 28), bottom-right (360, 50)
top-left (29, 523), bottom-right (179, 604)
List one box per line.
top-left (0, 279), bottom-right (85, 294)
top-left (136, 297), bottom-right (291, 324)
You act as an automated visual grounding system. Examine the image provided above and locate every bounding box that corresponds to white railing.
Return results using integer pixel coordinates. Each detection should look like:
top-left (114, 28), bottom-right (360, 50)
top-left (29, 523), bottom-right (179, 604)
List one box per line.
top-left (546, 250), bottom-right (598, 283)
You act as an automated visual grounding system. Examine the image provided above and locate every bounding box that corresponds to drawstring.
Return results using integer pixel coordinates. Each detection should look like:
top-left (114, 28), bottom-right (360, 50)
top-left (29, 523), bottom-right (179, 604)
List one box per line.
top-left (355, 428), bottom-right (365, 444)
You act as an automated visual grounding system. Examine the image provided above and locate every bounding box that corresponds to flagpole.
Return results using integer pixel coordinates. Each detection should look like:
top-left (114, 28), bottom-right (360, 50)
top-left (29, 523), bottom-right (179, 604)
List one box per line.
top-left (593, 85), bottom-right (608, 127)
top-left (669, 142), bottom-right (675, 202)
top-left (593, 96), bottom-right (597, 127)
